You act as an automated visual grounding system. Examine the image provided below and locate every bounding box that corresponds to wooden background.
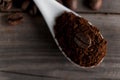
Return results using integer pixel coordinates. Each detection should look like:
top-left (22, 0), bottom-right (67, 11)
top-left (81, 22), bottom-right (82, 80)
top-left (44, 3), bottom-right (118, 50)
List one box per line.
top-left (0, 0), bottom-right (120, 80)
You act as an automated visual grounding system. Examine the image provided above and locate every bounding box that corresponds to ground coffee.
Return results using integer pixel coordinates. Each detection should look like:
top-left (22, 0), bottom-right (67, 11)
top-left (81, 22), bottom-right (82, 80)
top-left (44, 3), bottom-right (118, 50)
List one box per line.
top-left (54, 12), bottom-right (107, 67)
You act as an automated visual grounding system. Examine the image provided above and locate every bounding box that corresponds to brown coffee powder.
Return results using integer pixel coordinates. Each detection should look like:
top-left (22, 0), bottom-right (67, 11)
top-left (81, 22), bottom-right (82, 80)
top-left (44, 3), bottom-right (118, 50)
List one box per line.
top-left (54, 12), bottom-right (107, 67)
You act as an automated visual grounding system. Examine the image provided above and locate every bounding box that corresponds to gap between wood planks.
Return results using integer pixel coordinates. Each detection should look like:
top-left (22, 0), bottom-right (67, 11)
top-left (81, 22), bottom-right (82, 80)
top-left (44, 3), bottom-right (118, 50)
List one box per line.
top-left (1, 11), bottom-right (120, 15)
top-left (0, 70), bottom-right (62, 79)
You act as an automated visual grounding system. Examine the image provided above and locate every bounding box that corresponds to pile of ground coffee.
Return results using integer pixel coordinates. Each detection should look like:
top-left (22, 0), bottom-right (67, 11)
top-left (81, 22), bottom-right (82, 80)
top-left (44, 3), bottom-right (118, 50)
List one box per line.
top-left (54, 12), bottom-right (107, 67)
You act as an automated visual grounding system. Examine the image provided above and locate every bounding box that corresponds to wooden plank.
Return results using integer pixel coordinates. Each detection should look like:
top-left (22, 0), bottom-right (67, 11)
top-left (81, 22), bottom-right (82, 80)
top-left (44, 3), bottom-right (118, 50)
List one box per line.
top-left (0, 13), bottom-right (120, 79)
top-left (76, 0), bottom-right (120, 13)
top-left (0, 0), bottom-right (120, 14)
top-left (0, 71), bottom-right (61, 80)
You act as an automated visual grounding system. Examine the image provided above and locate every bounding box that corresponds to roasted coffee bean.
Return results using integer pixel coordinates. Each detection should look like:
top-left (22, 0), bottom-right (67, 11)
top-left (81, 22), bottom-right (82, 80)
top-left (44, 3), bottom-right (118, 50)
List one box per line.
top-left (21, 0), bottom-right (30, 11)
top-left (74, 33), bottom-right (91, 48)
top-left (8, 13), bottom-right (23, 25)
top-left (62, 0), bottom-right (78, 11)
top-left (29, 4), bottom-right (38, 16)
top-left (0, 0), bottom-right (12, 11)
top-left (21, 0), bottom-right (38, 16)
top-left (88, 0), bottom-right (102, 10)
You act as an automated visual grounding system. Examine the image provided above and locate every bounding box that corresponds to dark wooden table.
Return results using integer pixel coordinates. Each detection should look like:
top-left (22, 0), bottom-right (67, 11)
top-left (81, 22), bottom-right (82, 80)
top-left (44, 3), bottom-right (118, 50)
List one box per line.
top-left (0, 0), bottom-right (120, 80)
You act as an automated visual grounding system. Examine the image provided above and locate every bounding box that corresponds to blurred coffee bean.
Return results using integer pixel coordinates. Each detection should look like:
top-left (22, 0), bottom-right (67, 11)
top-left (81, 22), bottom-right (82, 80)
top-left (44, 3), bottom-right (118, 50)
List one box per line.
top-left (0, 0), bottom-right (12, 11)
top-left (8, 13), bottom-right (23, 25)
top-left (21, 0), bottom-right (38, 16)
top-left (21, 0), bottom-right (30, 11)
top-left (62, 0), bottom-right (78, 11)
top-left (89, 0), bottom-right (102, 10)
top-left (29, 4), bottom-right (38, 16)
top-left (84, 0), bottom-right (102, 10)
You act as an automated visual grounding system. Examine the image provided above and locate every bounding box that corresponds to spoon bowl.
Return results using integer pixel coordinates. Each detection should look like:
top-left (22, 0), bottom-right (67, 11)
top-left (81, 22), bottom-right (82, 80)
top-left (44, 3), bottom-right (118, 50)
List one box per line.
top-left (33, 0), bottom-right (104, 68)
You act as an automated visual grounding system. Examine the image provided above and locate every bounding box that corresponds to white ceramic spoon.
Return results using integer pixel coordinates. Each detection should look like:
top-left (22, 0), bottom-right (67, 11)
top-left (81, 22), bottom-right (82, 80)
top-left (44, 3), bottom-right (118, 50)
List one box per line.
top-left (33, 0), bottom-right (104, 68)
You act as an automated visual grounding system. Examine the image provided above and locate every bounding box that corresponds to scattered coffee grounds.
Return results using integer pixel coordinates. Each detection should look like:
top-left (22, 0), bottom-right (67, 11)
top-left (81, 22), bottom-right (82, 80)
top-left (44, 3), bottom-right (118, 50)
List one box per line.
top-left (54, 12), bottom-right (107, 67)
top-left (7, 13), bottom-right (24, 25)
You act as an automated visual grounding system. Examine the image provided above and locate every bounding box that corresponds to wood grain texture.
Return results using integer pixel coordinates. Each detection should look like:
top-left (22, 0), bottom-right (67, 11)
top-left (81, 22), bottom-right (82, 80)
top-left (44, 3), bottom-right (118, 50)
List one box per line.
top-left (0, 13), bottom-right (120, 80)
top-left (77, 0), bottom-right (120, 13)
top-left (0, 0), bottom-right (120, 80)
top-left (0, 0), bottom-right (120, 14)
